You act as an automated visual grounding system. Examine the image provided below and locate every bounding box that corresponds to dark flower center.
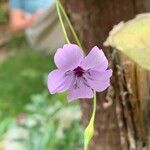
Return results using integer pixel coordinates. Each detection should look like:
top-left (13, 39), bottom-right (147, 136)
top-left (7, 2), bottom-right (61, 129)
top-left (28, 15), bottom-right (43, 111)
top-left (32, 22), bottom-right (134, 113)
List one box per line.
top-left (73, 66), bottom-right (84, 77)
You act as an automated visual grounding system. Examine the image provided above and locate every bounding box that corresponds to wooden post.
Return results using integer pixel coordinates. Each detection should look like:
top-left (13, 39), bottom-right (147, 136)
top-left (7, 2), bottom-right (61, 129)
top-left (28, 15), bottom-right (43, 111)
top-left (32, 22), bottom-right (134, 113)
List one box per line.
top-left (61, 0), bottom-right (149, 149)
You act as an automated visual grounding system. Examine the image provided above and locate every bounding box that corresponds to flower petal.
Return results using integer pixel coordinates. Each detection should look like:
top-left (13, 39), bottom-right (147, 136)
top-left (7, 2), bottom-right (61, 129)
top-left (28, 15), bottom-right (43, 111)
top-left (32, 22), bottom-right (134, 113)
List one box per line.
top-left (87, 69), bottom-right (112, 92)
top-left (54, 44), bottom-right (84, 71)
top-left (47, 69), bottom-right (74, 94)
top-left (81, 46), bottom-right (108, 71)
top-left (67, 78), bottom-right (93, 101)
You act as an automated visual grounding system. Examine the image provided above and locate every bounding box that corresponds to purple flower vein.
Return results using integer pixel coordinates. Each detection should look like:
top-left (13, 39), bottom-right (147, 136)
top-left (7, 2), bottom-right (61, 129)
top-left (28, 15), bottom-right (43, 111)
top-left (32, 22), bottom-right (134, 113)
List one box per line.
top-left (47, 44), bottom-right (112, 101)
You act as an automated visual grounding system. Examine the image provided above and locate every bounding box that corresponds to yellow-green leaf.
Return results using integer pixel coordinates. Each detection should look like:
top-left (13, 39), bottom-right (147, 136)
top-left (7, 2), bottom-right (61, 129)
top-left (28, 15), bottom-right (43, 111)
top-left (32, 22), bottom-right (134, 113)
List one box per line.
top-left (104, 13), bottom-right (150, 70)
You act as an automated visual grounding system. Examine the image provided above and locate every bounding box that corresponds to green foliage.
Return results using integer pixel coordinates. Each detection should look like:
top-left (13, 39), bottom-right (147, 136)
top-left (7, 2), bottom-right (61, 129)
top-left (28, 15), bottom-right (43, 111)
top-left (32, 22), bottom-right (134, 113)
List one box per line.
top-left (0, 117), bottom-right (13, 140)
top-left (0, 49), bottom-right (55, 118)
top-left (104, 13), bottom-right (150, 70)
top-left (8, 34), bottom-right (28, 48)
top-left (0, 2), bottom-right (8, 24)
top-left (0, 11), bottom-right (7, 24)
top-left (11, 92), bottom-right (83, 150)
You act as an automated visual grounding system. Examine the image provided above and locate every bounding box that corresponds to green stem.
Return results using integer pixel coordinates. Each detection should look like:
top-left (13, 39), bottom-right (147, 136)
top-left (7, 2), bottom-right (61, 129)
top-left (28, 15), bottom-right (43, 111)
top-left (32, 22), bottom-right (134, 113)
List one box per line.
top-left (84, 142), bottom-right (88, 150)
top-left (92, 91), bottom-right (97, 119)
top-left (58, 0), bottom-right (83, 49)
top-left (55, 0), bottom-right (70, 44)
top-left (84, 91), bottom-right (97, 150)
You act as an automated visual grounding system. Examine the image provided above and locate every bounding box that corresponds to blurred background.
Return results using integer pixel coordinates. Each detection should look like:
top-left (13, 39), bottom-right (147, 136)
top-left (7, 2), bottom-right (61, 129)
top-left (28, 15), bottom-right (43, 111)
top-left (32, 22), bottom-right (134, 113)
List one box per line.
top-left (0, 0), bottom-right (83, 150)
top-left (1, 0), bottom-right (150, 150)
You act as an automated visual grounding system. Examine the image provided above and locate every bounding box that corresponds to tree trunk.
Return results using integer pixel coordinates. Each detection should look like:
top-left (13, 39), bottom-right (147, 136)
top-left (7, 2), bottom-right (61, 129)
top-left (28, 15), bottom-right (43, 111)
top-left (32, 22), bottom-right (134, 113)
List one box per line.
top-left (61, 0), bottom-right (150, 149)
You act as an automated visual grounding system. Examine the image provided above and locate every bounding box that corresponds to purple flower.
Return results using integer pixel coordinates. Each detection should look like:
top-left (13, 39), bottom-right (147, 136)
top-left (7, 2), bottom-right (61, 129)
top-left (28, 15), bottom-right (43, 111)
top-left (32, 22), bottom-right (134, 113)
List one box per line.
top-left (47, 44), bottom-right (112, 101)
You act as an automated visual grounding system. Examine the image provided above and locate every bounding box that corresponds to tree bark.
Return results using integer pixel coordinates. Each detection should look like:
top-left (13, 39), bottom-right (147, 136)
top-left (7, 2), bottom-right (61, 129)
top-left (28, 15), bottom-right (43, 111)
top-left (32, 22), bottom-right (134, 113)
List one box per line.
top-left (61, 0), bottom-right (149, 150)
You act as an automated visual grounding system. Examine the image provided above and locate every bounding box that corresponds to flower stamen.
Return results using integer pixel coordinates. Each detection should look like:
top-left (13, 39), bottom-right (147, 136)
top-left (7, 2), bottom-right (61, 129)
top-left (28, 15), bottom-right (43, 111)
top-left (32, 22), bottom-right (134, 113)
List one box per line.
top-left (73, 66), bottom-right (84, 77)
